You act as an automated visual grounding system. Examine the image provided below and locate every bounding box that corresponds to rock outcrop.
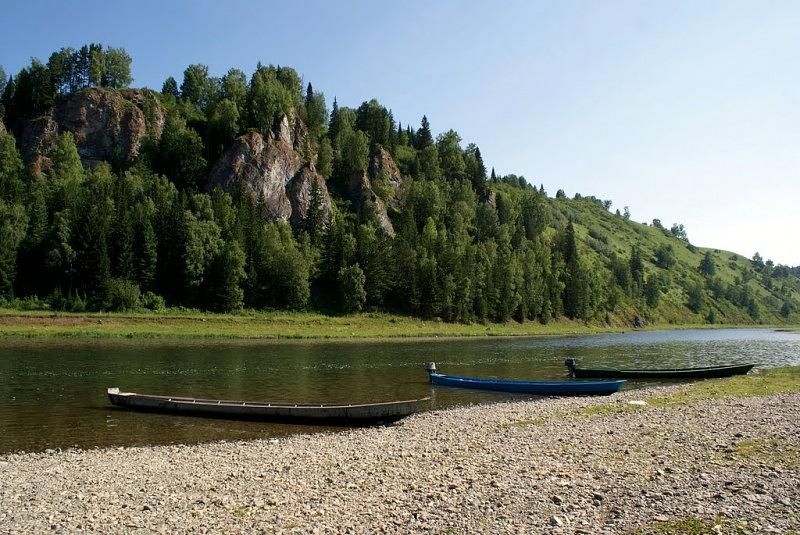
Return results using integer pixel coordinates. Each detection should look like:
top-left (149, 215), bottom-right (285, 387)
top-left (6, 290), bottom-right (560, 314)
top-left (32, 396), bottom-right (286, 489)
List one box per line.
top-left (208, 131), bottom-right (300, 221)
top-left (208, 115), bottom-right (332, 231)
top-left (368, 145), bottom-right (403, 210)
top-left (20, 116), bottom-right (59, 175)
top-left (20, 88), bottom-right (165, 172)
top-left (288, 164), bottom-right (332, 231)
top-left (347, 171), bottom-right (395, 236)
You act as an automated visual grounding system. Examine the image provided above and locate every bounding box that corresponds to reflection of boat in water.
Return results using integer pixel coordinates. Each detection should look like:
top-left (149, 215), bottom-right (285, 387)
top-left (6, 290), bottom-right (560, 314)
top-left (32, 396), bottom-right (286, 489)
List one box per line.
top-left (107, 388), bottom-right (428, 424)
top-left (564, 359), bottom-right (755, 379)
top-left (426, 363), bottom-right (624, 396)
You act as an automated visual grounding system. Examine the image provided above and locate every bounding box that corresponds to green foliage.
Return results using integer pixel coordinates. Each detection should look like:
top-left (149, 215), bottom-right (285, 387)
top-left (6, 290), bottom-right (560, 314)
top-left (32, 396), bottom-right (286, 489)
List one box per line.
top-left (47, 44), bottom-right (132, 94)
top-left (356, 99), bottom-right (392, 149)
top-left (0, 132), bottom-right (25, 202)
top-left (221, 68), bottom-right (248, 110)
top-left (686, 280), bottom-right (705, 313)
top-left (698, 251), bottom-right (716, 277)
top-left (654, 243), bottom-right (676, 269)
top-left (0, 200), bottom-right (28, 298)
top-left (104, 278), bottom-right (140, 311)
top-left (247, 64), bottom-right (300, 134)
top-left (161, 76), bottom-right (179, 98)
top-left (644, 274), bottom-right (660, 308)
top-left (337, 264), bottom-right (367, 313)
top-left (180, 64), bottom-right (214, 111)
top-left (140, 291), bottom-right (165, 311)
top-left (316, 137), bottom-right (333, 177)
top-left (336, 128), bottom-right (369, 175)
top-left (157, 112), bottom-right (207, 191)
top-left (207, 98), bottom-right (240, 159)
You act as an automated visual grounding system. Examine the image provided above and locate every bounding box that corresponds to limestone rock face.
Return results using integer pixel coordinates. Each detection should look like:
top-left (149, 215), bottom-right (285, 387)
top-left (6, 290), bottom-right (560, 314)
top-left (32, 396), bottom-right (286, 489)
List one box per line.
top-left (348, 171), bottom-right (395, 236)
top-left (20, 88), bottom-right (165, 172)
top-left (208, 117), bottom-right (333, 232)
top-left (288, 164), bottom-right (332, 231)
top-left (208, 131), bottom-right (300, 222)
top-left (20, 116), bottom-right (59, 175)
top-left (0, 120), bottom-right (5, 134)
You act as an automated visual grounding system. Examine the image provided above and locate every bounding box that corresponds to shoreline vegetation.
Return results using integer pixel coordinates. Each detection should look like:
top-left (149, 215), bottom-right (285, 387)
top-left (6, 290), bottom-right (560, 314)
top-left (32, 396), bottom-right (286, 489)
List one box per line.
top-left (2, 368), bottom-right (798, 532)
top-left (0, 308), bottom-right (795, 340)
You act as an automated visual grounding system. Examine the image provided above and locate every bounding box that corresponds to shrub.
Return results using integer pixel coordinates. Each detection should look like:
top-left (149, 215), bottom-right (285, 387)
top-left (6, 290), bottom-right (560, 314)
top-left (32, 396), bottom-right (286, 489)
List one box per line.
top-left (140, 291), bottom-right (166, 311)
top-left (105, 278), bottom-right (140, 311)
top-left (654, 244), bottom-right (676, 269)
top-left (588, 228), bottom-right (609, 244)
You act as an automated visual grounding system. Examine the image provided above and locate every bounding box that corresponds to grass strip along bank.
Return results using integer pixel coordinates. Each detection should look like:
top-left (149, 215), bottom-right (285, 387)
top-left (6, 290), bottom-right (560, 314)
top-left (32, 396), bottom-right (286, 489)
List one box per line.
top-left (0, 308), bottom-right (789, 340)
top-left (579, 366), bottom-right (800, 417)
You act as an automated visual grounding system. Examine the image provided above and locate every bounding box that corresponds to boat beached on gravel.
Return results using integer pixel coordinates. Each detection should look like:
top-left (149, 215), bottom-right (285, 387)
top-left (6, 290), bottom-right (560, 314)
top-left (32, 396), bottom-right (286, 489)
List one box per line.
top-left (425, 362), bottom-right (624, 396)
top-left (564, 359), bottom-right (755, 379)
top-left (107, 388), bottom-right (428, 424)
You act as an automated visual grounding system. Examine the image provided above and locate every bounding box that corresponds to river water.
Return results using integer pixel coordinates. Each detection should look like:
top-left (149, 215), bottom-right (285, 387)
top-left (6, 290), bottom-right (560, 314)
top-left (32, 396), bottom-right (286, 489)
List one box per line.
top-left (0, 328), bottom-right (797, 453)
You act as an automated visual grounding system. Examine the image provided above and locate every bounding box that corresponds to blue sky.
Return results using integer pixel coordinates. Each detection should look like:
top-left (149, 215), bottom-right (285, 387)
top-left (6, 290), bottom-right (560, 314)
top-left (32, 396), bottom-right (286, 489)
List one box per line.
top-left (2, 0), bottom-right (798, 263)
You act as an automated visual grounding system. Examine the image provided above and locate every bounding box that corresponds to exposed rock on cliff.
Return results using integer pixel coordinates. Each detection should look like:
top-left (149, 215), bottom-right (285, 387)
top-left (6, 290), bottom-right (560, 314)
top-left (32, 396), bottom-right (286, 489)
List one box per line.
top-left (369, 145), bottom-right (403, 210)
top-left (208, 130), bottom-right (300, 222)
top-left (20, 88), bottom-right (165, 172)
top-left (288, 164), bottom-right (332, 231)
top-left (208, 116), bottom-right (332, 230)
top-left (348, 171), bottom-right (395, 236)
top-left (20, 116), bottom-right (59, 175)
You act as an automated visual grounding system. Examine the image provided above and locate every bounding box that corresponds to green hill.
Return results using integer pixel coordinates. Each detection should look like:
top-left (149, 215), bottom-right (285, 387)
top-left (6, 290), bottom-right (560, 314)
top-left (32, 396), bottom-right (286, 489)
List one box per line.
top-left (545, 191), bottom-right (799, 325)
top-left (0, 44), bottom-right (798, 329)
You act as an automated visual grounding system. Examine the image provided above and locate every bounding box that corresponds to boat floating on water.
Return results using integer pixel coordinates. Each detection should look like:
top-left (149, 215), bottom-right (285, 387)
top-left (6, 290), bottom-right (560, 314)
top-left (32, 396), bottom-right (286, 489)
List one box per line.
top-left (564, 359), bottom-right (755, 379)
top-left (425, 363), bottom-right (624, 396)
top-left (107, 388), bottom-right (428, 425)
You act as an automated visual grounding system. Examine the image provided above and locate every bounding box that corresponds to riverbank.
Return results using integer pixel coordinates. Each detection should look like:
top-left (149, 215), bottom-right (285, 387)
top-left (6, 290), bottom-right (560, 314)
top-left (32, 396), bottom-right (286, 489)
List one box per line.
top-left (2, 369), bottom-right (798, 533)
top-left (0, 308), bottom-right (789, 340)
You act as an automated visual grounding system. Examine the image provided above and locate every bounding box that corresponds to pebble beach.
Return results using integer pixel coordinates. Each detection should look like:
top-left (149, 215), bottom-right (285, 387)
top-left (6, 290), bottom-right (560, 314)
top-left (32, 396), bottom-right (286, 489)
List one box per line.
top-left (1, 385), bottom-right (798, 534)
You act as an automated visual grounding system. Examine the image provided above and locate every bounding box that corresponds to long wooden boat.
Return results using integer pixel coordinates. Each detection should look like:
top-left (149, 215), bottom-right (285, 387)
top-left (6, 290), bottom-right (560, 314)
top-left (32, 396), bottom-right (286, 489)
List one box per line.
top-left (564, 359), bottom-right (755, 379)
top-left (425, 363), bottom-right (624, 396)
top-left (107, 388), bottom-right (428, 424)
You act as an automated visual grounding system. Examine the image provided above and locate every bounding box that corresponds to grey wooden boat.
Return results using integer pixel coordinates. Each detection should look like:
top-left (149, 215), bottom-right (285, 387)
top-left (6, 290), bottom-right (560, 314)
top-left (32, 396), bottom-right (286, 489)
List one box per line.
top-left (107, 388), bottom-right (428, 424)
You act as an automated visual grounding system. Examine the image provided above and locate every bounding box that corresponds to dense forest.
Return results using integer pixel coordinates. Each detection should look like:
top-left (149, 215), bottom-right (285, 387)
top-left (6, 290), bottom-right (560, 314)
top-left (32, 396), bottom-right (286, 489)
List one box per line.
top-left (0, 44), bottom-right (798, 325)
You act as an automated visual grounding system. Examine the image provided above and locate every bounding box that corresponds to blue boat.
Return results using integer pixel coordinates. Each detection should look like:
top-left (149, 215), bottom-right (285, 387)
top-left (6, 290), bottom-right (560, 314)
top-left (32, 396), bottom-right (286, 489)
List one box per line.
top-left (426, 362), bottom-right (624, 396)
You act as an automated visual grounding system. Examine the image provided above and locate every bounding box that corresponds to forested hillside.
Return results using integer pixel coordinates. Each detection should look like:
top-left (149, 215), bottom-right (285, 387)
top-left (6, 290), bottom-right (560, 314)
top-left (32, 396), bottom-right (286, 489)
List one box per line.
top-left (0, 45), bottom-right (798, 326)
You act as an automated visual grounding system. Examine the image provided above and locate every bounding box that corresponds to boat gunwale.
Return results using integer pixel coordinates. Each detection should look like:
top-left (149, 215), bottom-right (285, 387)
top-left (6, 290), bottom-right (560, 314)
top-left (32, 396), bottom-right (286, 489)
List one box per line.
top-left (428, 372), bottom-right (625, 387)
top-left (572, 363), bottom-right (755, 374)
top-left (108, 389), bottom-right (430, 410)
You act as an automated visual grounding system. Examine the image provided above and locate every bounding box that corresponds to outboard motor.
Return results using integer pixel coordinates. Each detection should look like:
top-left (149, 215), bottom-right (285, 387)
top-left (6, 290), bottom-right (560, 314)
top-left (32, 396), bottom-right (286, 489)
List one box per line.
top-left (426, 362), bottom-right (438, 375)
top-left (564, 358), bottom-right (576, 377)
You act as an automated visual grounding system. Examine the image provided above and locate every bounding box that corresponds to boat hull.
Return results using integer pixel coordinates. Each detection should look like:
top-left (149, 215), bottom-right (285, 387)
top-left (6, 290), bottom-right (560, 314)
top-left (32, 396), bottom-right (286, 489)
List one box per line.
top-left (568, 363), bottom-right (755, 379)
top-left (428, 373), bottom-right (624, 396)
top-left (107, 389), bottom-right (428, 425)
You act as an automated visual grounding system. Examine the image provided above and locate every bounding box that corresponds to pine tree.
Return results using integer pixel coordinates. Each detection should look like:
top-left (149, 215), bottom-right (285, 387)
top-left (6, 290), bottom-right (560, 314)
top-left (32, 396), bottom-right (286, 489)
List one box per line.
top-left (137, 219), bottom-right (157, 290)
top-left (415, 115), bottom-right (433, 149)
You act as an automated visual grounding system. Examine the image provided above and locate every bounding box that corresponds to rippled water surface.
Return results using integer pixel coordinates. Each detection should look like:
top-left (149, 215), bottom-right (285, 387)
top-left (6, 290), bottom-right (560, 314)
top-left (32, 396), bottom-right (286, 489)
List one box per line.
top-left (0, 328), bottom-right (797, 452)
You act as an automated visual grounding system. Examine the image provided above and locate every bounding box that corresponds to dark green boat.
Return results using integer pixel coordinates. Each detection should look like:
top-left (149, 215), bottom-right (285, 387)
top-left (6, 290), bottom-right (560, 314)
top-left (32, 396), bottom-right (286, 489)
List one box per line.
top-left (564, 359), bottom-right (755, 379)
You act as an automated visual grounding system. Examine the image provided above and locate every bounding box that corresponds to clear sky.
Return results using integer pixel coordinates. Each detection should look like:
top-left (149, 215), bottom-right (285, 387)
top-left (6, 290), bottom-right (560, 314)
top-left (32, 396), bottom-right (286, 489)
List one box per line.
top-left (2, 0), bottom-right (798, 264)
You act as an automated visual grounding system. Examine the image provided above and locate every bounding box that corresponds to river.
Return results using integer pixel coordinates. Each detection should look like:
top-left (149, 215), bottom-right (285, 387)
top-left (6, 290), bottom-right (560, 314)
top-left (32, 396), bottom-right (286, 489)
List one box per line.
top-left (0, 328), bottom-right (797, 453)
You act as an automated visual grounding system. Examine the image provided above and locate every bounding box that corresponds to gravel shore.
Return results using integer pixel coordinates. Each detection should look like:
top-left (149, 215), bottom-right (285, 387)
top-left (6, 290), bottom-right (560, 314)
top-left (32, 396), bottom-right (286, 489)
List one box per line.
top-left (1, 385), bottom-right (798, 534)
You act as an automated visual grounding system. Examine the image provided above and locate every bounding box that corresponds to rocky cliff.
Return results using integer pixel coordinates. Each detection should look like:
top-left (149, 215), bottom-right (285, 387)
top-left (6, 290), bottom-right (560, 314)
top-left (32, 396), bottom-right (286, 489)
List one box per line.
top-left (208, 115), bottom-right (332, 230)
top-left (20, 88), bottom-right (164, 173)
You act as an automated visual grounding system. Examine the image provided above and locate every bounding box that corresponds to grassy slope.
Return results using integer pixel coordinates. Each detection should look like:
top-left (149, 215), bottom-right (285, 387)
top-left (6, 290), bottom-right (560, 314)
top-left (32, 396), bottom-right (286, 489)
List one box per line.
top-left (550, 197), bottom-right (800, 325)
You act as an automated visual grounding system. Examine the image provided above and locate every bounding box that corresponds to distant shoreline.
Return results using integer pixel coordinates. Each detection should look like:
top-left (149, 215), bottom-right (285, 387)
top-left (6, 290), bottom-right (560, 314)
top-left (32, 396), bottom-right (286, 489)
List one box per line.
top-left (0, 308), bottom-right (793, 341)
